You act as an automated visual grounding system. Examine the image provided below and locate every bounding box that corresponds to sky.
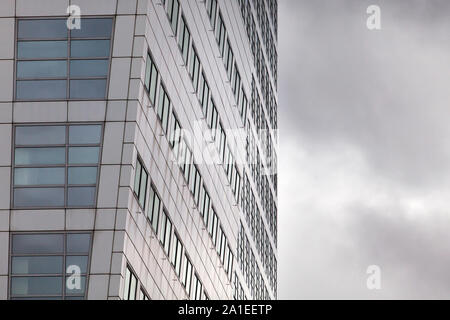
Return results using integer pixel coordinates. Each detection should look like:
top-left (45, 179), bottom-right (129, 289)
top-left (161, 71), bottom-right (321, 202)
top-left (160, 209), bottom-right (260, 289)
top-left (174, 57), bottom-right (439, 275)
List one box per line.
top-left (278, 0), bottom-right (450, 299)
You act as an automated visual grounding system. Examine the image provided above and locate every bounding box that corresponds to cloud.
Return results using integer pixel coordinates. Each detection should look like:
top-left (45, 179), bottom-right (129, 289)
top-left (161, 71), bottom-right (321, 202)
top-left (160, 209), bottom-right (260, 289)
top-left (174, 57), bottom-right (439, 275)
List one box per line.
top-left (278, 0), bottom-right (450, 299)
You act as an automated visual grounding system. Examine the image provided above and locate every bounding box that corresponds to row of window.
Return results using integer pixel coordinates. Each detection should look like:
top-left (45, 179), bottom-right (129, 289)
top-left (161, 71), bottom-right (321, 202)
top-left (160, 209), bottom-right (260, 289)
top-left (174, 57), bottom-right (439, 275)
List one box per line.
top-left (265, 0), bottom-right (278, 39)
top-left (9, 232), bottom-right (91, 300)
top-left (206, 0), bottom-right (248, 125)
top-left (246, 121), bottom-right (277, 237)
top-left (143, 51), bottom-right (237, 282)
top-left (241, 174), bottom-right (276, 294)
top-left (233, 272), bottom-right (247, 300)
top-left (237, 0), bottom-right (278, 136)
top-left (15, 18), bottom-right (113, 100)
top-left (133, 153), bottom-right (235, 298)
top-left (254, 0), bottom-right (277, 82)
top-left (12, 124), bottom-right (102, 209)
top-left (206, 0), bottom-right (277, 299)
top-left (123, 265), bottom-right (149, 300)
top-left (133, 158), bottom-right (209, 300)
top-left (238, 0), bottom-right (277, 90)
top-left (237, 224), bottom-right (273, 300)
top-left (161, 0), bottom-right (245, 205)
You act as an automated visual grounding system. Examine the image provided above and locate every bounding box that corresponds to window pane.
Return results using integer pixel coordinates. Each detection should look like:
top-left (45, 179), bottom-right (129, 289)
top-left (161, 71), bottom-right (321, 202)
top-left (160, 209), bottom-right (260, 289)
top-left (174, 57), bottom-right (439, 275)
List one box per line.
top-left (139, 170), bottom-right (147, 208)
top-left (67, 234), bottom-right (91, 253)
top-left (14, 168), bottom-right (65, 186)
top-left (67, 187), bottom-right (96, 207)
top-left (18, 41), bottom-right (68, 59)
top-left (12, 234), bottom-right (64, 254)
top-left (18, 19), bottom-right (67, 39)
top-left (17, 60), bottom-right (67, 79)
top-left (69, 125), bottom-right (102, 144)
top-left (66, 256), bottom-right (88, 274)
top-left (16, 80), bottom-right (67, 100)
top-left (70, 40), bottom-right (111, 57)
top-left (16, 126), bottom-right (65, 145)
top-left (15, 148), bottom-right (65, 165)
top-left (68, 167), bottom-right (97, 185)
top-left (71, 18), bottom-right (113, 38)
top-left (70, 60), bottom-right (109, 77)
top-left (70, 79), bottom-right (107, 99)
top-left (68, 147), bottom-right (99, 164)
top-left (11, 256), bottom-right (63, 275)
top-left (65, 276), bottom-right (86, 295)
top-left (14, 187), bottom-right (65, 207)
top-left (10, 277), bottom-right (63, 296)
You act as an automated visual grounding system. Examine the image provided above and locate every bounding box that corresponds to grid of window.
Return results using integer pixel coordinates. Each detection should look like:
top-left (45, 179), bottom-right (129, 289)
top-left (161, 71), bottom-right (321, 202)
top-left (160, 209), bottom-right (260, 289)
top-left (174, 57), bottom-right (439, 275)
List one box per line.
top-left (9, 233), bottom-right (91, 300)
top-left (142, 42), bottom-right (242, 292)
top-left (13, 124), bottom-right (102, 209)
top-left (15, 18), bottom-right (113, 100)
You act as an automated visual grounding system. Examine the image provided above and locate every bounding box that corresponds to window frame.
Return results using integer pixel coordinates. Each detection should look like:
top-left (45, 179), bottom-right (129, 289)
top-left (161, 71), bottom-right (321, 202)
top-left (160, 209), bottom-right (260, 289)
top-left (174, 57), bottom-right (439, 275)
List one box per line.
top-left (8, 231), bottom-right (93, 300)
top-left (14, 16), bottom-right (115, 102)
top-left (12, 123), bottom-right (104, 210)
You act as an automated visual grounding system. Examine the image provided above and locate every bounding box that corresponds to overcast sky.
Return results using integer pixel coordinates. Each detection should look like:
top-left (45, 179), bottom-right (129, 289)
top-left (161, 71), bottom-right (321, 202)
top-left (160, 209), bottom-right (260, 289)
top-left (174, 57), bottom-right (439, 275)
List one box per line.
top-left (278, 0), bottom-right (450, 299)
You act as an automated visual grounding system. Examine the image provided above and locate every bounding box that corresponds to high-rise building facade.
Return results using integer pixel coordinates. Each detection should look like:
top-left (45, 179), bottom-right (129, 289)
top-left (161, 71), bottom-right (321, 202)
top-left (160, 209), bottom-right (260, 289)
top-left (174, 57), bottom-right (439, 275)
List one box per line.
top-left (0, 0), bottom-right (277, 300)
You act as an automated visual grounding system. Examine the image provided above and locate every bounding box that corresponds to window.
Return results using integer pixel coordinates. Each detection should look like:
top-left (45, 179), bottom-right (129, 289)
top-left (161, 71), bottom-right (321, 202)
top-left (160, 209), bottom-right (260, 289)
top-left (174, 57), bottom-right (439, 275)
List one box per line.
top-left (178, 15), bottom-right (191, 64)
top-left (9, 233), bottom-right (91, 300)
top-left (147, 185), bottom-right (161, 234)
top-left (193, 274), bottom-right (203, 300)
top-left (198, 73), bottom-right (210, 116)
top-left (133, 157), bottom-right (148, 209)
top-left (225, 246), bottom-right (234, 280)
top-left (206, 0), bottom-right (218, 28)
top-left (166, 0), bottom-right (180, 35)
top-left (171, 233), bottom-right (183, 278)
top-left (215, 14), bottom-right (226, 56)
top-left (188, 46), bottom-right (200, 92)
top-left (206, 98), bottom-right (218, 138)
top-left (159, 210), bottom-right (173, 256)
top-left (200, 185), bottom-right (211, 227)
top-left (157, 85), bottom-right (171, 135)
top-left (224, 39), bottom-right (234, 80)
top-left (124, 266), bottom-right (138, 300)
top-left (218, 227), bottom-right (227, 263)
top-left (16, 18), bottom-right (113, 100)
top-left (169, 111), bottom-right (182, 157)
top-left (141, 288), bottom-right (150, 300)
top-left (189, 165), bottom-right (202, 206)
top-left (238, 89), bottom-right (248, 123)
top-left (182, 256), bottom-right (193, 297)
top-left (144, 53), bottom-right (159, 106)
top-left (13, 124), bottom-right (102, 208)
top-left (232, 65), bottom-right (241, 97)
top-left (208, 210), bottom-right (219, 246)
top-left (178, 139), bottom-right (193, 184)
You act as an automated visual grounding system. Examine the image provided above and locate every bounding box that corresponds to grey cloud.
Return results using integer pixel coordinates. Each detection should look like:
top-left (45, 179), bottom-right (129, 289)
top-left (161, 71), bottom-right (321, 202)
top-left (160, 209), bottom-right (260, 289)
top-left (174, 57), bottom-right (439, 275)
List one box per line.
top-left (279, 0), bottom-right (450, 299)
